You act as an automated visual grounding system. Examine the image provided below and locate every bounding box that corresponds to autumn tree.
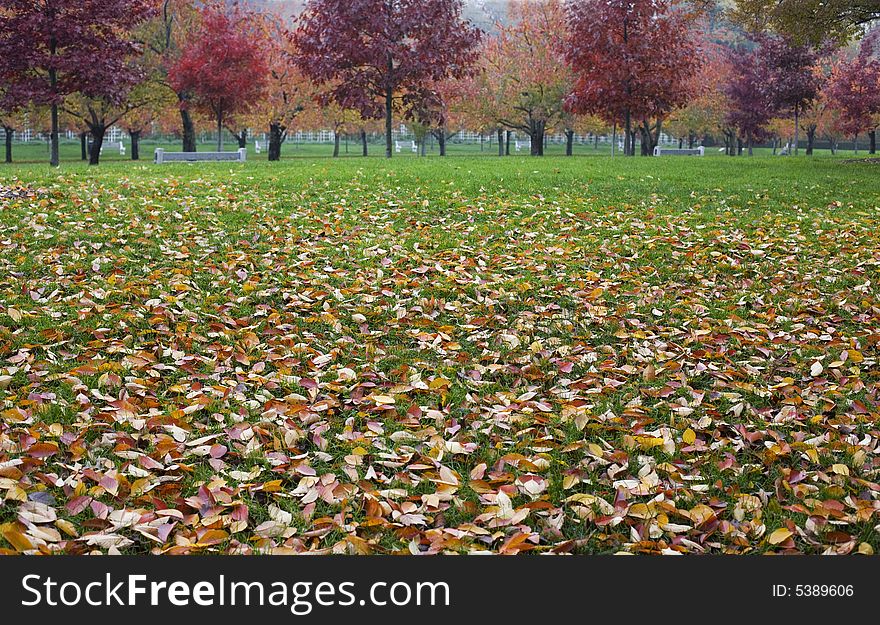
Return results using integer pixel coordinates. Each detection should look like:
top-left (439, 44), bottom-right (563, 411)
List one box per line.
top-left (733, 0), bottom-right (879, 45)
top-left (666, 43), bottom-right (731, 149)
top-left (486, 0), bottom-right (571, 156)
top-left (256, 14), bottom-right (314, 161)
top-left (169, 4), bottom-right (269, 152)
top-left (565, 0), bottom-right (702, 156)
top-left (724, 45), bottom-right (777, 155)
top-left (142, 0), bottom-right (203, 152)
top-left (759, 35), bottom-right (824, 155)
top-left (826, 35), bottom-right (880, 153)
top-left (121, 77), bottom-right (176, 161)
top-left (445, 54), bottom-right (510, 156)
top-left (0, 0), bottom-right (155, 166)
top-left (292, 0), bottom-right (482, 159)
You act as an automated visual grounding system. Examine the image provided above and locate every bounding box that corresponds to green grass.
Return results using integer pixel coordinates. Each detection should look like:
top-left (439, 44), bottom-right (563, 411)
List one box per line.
top-left (1, 152), bottom-right (879, 555)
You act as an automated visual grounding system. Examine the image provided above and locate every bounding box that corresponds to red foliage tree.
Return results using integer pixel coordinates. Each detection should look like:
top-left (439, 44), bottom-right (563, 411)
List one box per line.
top-left (292, 0), bottom-right (482, 158)
top-left (168, 4), bottom-right (269, 151)
top-left (723, 45), bottom-right (777, 155)
top-left (826, 35), bottom-right (880, 150)
top-left (0, 0), bottom-right (154, 166)
top-left (758, 35), bottom-right (824, 155)
top-left (564, 0), bottom-right (701, 156)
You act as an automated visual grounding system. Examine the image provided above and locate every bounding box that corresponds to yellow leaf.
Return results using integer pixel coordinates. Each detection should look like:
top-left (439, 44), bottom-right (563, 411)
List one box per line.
top-left (768, 528), bottom-right (793, 545)
top-left (858, 542), bottom-right (874, 555)
top-left (371, 394), bottom-right (396, 405)
top-left (628, 503), bottom-right (653, 519)
top-left (2, 529), bottom-right (33, 551)
top-left (262, 479), bottom-right (283, 492)
top-left (832, 464), bottom-right (850, 476)
top-left (587, 443), bottom-right (605, 458)
top-left (7, 308), bottom-right (22, 322)
top-left (55, 519), bottom-right (78, 537)
top-left (682, 428), bottom-right (696, 445)
top-left (848, 350), bottom-right (864, 363)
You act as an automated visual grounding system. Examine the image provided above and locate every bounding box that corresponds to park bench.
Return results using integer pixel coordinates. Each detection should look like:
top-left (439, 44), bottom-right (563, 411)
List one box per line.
top-left (154, 148), bottom-right (247, 164)
top-left (514, 140), bottom-right (531, 152)
top-left (653, 146), bottom-right (705, 157)
top-left (101, 141), bottom-right (125, 156)
top-left (395, 141), bottom-right (417, 153)
top-left (254, 141), bottom-right (262, 154)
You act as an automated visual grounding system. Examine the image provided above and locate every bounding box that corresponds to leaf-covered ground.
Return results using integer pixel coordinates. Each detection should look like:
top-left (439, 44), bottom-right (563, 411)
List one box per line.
top-left (1, 156), bottom-right (880, 554)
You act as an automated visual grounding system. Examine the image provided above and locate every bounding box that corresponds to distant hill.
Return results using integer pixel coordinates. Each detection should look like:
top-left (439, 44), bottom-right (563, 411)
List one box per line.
top-left (237, 0), bottom-right (512, 30)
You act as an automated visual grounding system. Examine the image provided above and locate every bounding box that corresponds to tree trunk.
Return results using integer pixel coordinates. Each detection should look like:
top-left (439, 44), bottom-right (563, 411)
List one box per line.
top-left (870, 130), bottom-right (876, 155)
top-left (505, 130), bottom-right (511, 156)
top-left (688, 133), bottom-right (696, 149)
top-left (80, 132), bottom-right (88, 160)
top-left (361, 130), bottom-right (368, 156)
top-left (624, 109), bottom-right (632, 157)
top-left (793, 104), bottom-right (799, 156)
top-left (4, 126), bottom-right (12, 163)
top-left (640, 124), bottom-right (650, 156)
top-left (438, 130), bottom-right (446, 157)
top-left (216, 113), bottom-right (224, 151)
top-left (88, 126), bottom-right (105, 166)
top-left (179, 96), bottom-right (196, 152)
top-left (130, 130), bottom-right (141, 160)
top-left (333, 131), bottom-right (340, 157)
top-left (747, 130), bottom-right (753, 156)
top-left (497, 128), bottom-right (504, 156)
top-left (49, 39), bottom-right (59, 167)
top-left (268, 123), bottom-right (284, 161)
top-left (49, 106), bottom-right (60, 168)
top-left (385, 57), bottom-right (394, 159)
top-left (565, 130), bottom-right (574, 156)
top-left (530, 121), bottom-right (545, 156)
top-left (640, 120), bottom-right (660, 156)
top-left (805, 126), bottom-right (815, 156)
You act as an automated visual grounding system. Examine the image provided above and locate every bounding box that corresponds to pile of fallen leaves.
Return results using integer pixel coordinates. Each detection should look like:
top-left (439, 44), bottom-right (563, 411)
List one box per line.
top-left (0, 184), bottom-right (42, 202)
top-left (1, 166), bottom-right (879, 555)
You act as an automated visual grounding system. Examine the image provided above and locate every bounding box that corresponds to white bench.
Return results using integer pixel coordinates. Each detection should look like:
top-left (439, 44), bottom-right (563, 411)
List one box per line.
top-left (653, 146), bottom-right (704, 157)
top-left (254, 141), bottom-right (261, 154)
top-left (154, 148), bottom-right (247, 164)
top-left (101, 141), bottom-right (125, 156)
top-left (395, 141), bottom-right (417, 153)
top-left (514, 140), bottom-right (531, 152)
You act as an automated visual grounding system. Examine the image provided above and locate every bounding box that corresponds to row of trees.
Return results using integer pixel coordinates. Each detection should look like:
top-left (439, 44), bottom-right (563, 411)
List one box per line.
top-left (1, 0), bottom-right (879, 166)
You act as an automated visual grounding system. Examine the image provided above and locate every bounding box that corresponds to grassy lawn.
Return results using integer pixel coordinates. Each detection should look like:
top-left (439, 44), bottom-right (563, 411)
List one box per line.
top-left (1, 153), bottom-right (879, 554)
